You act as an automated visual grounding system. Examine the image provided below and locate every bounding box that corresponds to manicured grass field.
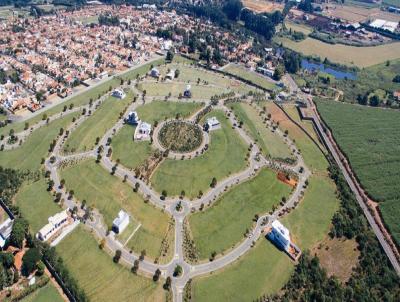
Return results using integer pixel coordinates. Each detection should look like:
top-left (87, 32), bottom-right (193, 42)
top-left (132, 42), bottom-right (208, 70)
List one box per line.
top-left (151, 110), bottom-right (248, 199)
top-left (15, 178), bottom-right (62, 234)
top-left (192, 175), bottom-right (339, 301)
top-left (156, 63), bottom-right (256, 94)
top-left (21, 282), bottom-right (64, 302)
top-left (138, 82), bottom-right (225, 99)
top-left (63, 91), bottom-right (133, 153)
top-left (0, 59), bottom-right (164, 137)
top-left (56, 226), bottom-right (164, 302)
top-left (228, 102), bottom-right (293, 160)
top-left (60, 160), bottom-right (173, 261)
top-left (275, 37), bottom-right (400, 67)
top-left (316, 100), bottom-right (400, 246)
top-left (0, 112), bottom-right (80, 172)
top-left (223, 64), bottom-right (277, 90)
top-left (189, 168), bottom-right (291, 259)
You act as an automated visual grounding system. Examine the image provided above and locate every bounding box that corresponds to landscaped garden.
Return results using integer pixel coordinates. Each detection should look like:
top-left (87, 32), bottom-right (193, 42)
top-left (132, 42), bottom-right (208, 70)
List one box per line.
top-left (158, 121), bottom-right (203, 153)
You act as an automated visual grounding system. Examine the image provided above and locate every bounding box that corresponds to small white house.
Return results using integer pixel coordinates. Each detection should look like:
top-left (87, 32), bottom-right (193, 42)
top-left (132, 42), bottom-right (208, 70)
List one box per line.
top-left (183, 84), bottom-right (192, 98)
top-left (112, 89), bottom-right (126, 99)
top-left (150, 67), bottom-right (160, 78)
top-left (37, 210), bottom-right (69, 242)
top-left (112, 210), bottom-right (130, 234)
top-left (205, 117), bottom-right (220, 131)
top-left (126, 111), bottom-right (140, 125)
top-left (165, 69), bottom-right (175, 80)
top-left (269, 220), bottom-right (290, 251)
top-left (0, 218), bottom-right (13, 249)
top-left (134, 121), bottom-right (152, 141)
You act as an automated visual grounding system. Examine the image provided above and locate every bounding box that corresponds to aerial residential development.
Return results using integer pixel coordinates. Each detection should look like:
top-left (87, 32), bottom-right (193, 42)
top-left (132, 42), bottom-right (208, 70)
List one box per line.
top-left (0, 0), bottom-right (399, 302)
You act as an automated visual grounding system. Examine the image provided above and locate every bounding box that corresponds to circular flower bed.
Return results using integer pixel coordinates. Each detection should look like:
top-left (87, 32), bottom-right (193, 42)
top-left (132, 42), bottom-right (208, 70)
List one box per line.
top-left (158, 121), bottom-right (203, 153)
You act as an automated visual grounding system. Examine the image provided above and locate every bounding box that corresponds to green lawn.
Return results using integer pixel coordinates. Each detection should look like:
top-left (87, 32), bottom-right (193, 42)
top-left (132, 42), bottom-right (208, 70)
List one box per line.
top-left (63, 91), bottom-right (133, 153)
top-left (111, 126), bottom-right (154, 170)
top-left (21, 282), bottom-right (64, 302)
top-left (316, 99), bottom-right (400, 246)
top-left (60, 160), bottom-right (173, 261)
top-left (56, 226), bottom-right (164, 302)
top-left (189, 168), bottom-right (291, 259)
top-left (192, 174), bottom-right (339, 302)
top-left (0, 111), bottom-right (80, 172)
top-left (15, 178), bottom-right (62, 234)
top-left (229, 102), bottom-right (293, 160)
top-left (223, 64), bottom-right (277, 91)
top-left (0, 59), bottom-right (165, 137)
top-left (151, 110), bottom-right (248, 199)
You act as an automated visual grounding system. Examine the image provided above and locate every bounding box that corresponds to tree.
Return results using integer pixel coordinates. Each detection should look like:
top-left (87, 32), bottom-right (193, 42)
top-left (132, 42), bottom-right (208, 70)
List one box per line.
top-left (163, 276), bottom-right (172, 290)
top-left (22, 248), bottom-right (41, 276)
top-left (173, 265), bottom-right (182, 277)
top-left (166, 50), bottom-right (174, 62)
top-left (153, 268), bottom-right (161, 282)
top-left (392, 75), bottom-right (400, 83)
top-left (273, 65), bottom-right (285, 81)
top-left (210, 177), bottom-right (217, 188)
top-left (139, 249), bottom-right (146, 261)
top-left (9, 218), bottom-right (28, 248)
top-left (369, 95), bottom-right (380, 107)
top-left (0, 253), bottom-right (14, 269)
top-left (131, 259), bottom-right (139, 274)
top-left (223, 0), bottom-right (243, 21)
top-left (36, 261), bottom-right (45, 276)
top-left (113, 250), bottom-right (122, 263)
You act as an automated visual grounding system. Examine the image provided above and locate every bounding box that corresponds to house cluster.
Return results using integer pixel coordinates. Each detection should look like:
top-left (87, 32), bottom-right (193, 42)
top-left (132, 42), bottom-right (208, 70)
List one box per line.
top-left (126, 110), bottom-right (151, 140)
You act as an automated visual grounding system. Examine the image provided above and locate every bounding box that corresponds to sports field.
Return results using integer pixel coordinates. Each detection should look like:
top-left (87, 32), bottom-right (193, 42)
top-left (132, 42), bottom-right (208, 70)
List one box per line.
top-left (56, 226), bottom-right (164, 302)
top-left (0, 112), bottom-right (80, 172)
top-left (222, 64), bottom-right (277, 90)
top-left (21, 282), bottom-right (64, 302)
top-left (189, 168), bottom-right (291, 259)
top-left (275, 37), bottom-right (400, 67)
top-left (60, 159), bottom-right (173, 261)
top-left (228, 102), bottom-right (294, 160)
top-left (15, 178), bottom-right (62, 234)
top-left (151, 110), bottom-right (248, 199)
top-left (192, 175), bottom-right (339, 301)
top-left (63, 91), bottom-right (133, 153)
top-left (316, 100), bottom-right (400, 246)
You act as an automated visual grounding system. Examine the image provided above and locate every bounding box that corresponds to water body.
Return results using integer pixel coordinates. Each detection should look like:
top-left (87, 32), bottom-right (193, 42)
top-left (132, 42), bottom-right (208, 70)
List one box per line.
top-left (301, 59), bottom-right (357, 80)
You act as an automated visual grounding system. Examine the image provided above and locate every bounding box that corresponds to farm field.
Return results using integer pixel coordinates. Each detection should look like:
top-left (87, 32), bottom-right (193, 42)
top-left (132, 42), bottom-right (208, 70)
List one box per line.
top-left (150, 110), bottom-right (248, 199)
top-left (0, 112), bottom-right (80, 172)
top-left (56, 226), bottom-right (164, 302)
top-left (228, 102), bottom-right (294, 160)
top-left (192, 175), bottom-right (339, 301)
top-left (0, 59), bottom-right (164, 137)
top-left (316, 100), bottom-right (400, 246)
top-left (222, 64), bottom-right (277, 90)
top-left (21, 282), bottom-right (64, 302)
top-left (189, 168), bottom-right (291, 259)
top-left (242, 0), bottom-right (284, 13)
top-left (323, 3), bottom-right (400, 22)
top-left (284, 21), bottom-right (313, 35)
top-left (15, 178), bottom-right (62, 234)
top-left (63, 91), bottom-right (133, 154)
top-left (274, 37), bottom-right (400, 67)
top-left (60, 159), bottom-right (174, 261)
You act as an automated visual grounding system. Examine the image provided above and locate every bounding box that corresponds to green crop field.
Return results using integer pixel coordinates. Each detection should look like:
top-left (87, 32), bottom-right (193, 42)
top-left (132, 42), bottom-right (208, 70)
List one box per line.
top-left (223, 64), bottom-right (277, 90)
top-left (60, 160), bottom-right (173, 261)
top-left (56, 226), bottom-right (164, 302)
top-left (275, 37), bottom-right (400, 67)
top-left (228, 102), bottom-right (294, 160)
top-left (189, 168), bottom-right (291, 259)
top-left (63, 91), bottom-right (133, 153)
top-left (151, 110), bottom-right (248, 199)
top-left (15, 178), bottom-right (62, 234)
top-left (21, 282), bottom-right (64, 302)
top-left (192, 175), bottom-right (339, 301)
top-left (0, 112), bottom-right (80, 172)
top-left (0, 59), bottom-right (164, 137)
top-left (316, 100), bottom-right (400, 246)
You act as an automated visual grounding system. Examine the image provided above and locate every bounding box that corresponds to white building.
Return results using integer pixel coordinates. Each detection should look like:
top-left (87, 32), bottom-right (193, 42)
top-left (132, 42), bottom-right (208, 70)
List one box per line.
top-left (112, 210), bottom-right (130, 234)
top-left (205, 117), bottom-right (220, 131)
top-left (134, 121), bottom-right (152, 141)
top-left (150, 67), bottom-right (160, 78)
top-left (269, 220), bottom-right (290, 251)
top-left (369, 19), bottom-right (399, 33)
top-left (0, 218), bottom-right (13, 249)
top-left (183, 84), bottom-right (192, 98)
top-left (37, 210), bottom-right (69, 242)
top-left (165, 69), bottom-right (175, 80)
top-left (112, 89), bottom-right (126, 99)
top-left (126, 111), bottom-right (140, 125)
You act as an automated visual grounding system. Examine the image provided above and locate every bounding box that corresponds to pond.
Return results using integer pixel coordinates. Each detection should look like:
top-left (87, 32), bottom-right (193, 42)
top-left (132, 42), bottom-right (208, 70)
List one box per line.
top-left (301, 59), bottom-right (357, 80)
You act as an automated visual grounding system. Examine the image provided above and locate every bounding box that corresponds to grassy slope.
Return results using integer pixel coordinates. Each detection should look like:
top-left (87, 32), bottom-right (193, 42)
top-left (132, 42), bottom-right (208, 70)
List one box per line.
top-left (229, 102), bottom-right (293, 159)
top-left (21, 282), bottom-right (64, 302)
top-left (189, 168), bottom-right (291, 259)
top-left (64, 91), bottom-right (133, 153)
top-left (151, 110), bottom-right (248, 199)
top-left (138, 82), bottom-right (224, 99)
top-left (223, 64), bottom-right (276, 90)
top-left (56, 226), bottom-right (164, 302)
top-left (60, 160), bottom-right (173, 260)
top-left (0, 59), bottom-right (164, 137)
top-left (316, 99), bottom-right (400, 245)
top-left (0, 111), bottom-right (80, 171)
top-left (192, 175), bottom-right (339, 302)
top-left (15, 178), bottom-right (62, 234)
